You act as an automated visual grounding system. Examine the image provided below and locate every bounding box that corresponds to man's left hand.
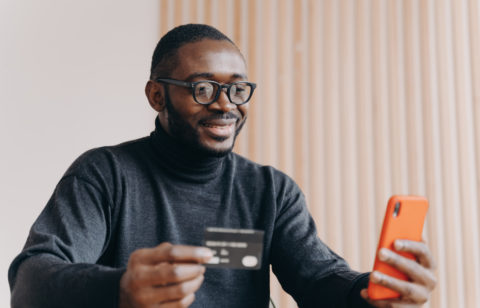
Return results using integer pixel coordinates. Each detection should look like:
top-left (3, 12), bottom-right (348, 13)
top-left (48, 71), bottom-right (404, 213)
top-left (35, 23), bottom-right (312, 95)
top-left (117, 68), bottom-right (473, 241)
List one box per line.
top-left (360, 239), bottom-right (437, 307)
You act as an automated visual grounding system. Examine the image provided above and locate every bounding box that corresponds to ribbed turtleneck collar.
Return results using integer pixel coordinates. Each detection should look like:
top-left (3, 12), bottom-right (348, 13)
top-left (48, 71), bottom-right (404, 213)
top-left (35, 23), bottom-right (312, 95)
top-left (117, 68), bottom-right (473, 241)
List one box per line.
top-left (149, 117), bottom-right (226, 182)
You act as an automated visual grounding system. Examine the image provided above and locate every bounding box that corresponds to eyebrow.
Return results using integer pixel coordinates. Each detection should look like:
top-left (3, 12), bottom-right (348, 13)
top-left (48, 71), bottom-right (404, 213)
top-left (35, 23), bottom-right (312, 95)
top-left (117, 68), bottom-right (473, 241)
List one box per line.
top-left (184, 72), bottom-right (248, 81)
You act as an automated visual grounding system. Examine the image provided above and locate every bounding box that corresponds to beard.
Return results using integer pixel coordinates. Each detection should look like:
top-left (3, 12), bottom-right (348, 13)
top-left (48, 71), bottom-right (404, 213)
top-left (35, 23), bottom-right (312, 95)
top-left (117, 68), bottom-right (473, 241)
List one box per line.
top-left (164, 88), bottom-right (246, 157)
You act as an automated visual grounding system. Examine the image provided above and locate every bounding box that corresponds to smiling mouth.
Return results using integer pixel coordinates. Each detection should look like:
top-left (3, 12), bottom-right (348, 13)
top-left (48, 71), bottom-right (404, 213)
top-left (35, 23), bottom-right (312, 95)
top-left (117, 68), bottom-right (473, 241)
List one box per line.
top-left (201, 122), bottom-right (236, 139)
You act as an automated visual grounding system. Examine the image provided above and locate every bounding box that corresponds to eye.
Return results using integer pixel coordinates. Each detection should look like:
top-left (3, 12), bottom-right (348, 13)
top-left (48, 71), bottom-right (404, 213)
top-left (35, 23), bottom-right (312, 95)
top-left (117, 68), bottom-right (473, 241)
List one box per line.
top-left (231, 83), bottom-right (249, 96)
top-left (195, 82), bottom-right (214, 98)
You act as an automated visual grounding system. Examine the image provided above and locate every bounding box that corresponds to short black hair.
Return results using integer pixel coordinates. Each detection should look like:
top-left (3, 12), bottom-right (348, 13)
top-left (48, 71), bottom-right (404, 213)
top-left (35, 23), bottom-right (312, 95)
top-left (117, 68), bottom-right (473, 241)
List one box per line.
top-left (150, 24), bottom-right (237, 80)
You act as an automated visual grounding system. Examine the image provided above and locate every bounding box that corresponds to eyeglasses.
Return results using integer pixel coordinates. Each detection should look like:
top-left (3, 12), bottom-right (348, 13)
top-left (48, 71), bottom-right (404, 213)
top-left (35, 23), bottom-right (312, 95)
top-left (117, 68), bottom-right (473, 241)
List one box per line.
top-left (156, 78), bottom-right (256, 105)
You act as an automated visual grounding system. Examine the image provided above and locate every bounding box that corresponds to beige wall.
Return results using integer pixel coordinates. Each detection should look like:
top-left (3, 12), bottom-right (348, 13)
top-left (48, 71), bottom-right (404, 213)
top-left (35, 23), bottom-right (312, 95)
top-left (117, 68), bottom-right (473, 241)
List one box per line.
top-left (0, 0), bottom-right (159, 305)
top-left (159, 0), bottom-right (480, 307)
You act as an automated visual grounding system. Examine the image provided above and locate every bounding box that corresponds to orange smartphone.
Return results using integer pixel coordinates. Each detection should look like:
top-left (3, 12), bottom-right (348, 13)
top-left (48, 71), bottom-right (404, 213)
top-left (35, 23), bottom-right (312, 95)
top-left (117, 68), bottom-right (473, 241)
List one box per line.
top-left (367, 195), bottom-right (429, 300)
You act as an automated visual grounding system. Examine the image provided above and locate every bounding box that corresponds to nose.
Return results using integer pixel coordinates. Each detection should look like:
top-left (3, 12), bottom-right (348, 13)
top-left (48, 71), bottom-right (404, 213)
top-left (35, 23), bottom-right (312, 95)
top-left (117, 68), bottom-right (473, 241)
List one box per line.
top-left (207, 89), bottom-right (236, 113)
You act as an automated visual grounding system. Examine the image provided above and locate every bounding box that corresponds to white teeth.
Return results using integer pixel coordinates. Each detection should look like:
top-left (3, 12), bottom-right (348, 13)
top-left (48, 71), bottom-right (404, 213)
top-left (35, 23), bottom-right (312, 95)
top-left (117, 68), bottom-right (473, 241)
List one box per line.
top-left (203, 123), bottom-right (231, 128)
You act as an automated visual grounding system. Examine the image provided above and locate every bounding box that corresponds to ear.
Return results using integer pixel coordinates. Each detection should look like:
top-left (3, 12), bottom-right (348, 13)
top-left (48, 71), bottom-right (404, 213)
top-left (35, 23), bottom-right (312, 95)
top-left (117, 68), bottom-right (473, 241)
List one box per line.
top-left (145, 80), bottom-right (166, 112)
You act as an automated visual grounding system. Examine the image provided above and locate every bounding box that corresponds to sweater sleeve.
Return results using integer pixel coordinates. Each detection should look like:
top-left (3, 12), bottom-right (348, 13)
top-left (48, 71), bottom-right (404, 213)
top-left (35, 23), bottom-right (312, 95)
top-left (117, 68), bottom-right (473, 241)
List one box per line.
top-left (8, 173), bottom-right (125, 308)
top-left (270, 178), bottom-right (372, 308)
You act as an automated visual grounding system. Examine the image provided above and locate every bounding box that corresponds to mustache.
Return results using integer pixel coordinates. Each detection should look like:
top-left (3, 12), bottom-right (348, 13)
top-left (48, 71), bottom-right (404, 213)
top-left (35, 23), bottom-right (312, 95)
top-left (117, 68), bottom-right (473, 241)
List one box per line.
top-left (200, 112), bottom-right (240, 122)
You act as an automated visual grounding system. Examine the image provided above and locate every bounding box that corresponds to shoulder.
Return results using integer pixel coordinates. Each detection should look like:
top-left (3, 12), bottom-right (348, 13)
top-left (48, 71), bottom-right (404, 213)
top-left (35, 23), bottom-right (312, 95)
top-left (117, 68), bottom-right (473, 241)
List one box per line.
top-left (62, 136), bottom-right (150, 184)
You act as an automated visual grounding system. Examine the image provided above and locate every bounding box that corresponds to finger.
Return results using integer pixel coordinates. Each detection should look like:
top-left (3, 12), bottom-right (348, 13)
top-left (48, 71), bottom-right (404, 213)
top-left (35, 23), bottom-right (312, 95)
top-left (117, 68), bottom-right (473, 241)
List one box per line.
top-left (360, 288), bottom-right (368, 300)
top-left (148, 274), bottom-right (205, 303)
top-left (136, 263), bottom-right (206, 286)
top-left (394, 240), bottom-right (435, 269)
top-left (360, 289), bottom-right (402, 308)
top-left (370, 271), bottom-right (429, 304)
top-left (168, 245), bottom-right (213, 264)
top-left (159, 293), bottom-right (196, 308)
top-left (131, 243), bottom-right (213, 266)
top-left (378, 248), bottom-right (436, 289)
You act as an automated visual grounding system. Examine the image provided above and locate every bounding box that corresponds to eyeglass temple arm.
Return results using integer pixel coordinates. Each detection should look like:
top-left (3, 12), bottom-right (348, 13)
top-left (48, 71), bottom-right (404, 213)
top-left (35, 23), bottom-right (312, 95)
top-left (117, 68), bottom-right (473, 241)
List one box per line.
top-left (156, 78), bottom-right (193, 88)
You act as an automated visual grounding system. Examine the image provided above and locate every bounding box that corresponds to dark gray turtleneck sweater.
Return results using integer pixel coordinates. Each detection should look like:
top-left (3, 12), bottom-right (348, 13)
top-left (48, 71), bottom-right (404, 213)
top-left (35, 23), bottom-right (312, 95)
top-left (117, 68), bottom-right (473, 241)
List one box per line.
top-left (9, 119), bottom-right (371, 307)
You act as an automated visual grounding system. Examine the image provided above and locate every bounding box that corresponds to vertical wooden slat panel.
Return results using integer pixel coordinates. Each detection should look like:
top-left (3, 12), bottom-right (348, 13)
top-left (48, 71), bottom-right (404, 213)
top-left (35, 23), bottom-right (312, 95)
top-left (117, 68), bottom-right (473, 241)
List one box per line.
top-left (254, 0), bottom-right (264, 164)
top-left (197, 0), bottom-right (206, 23)
top-left (173, 0), bottom-right (182, 26)
top-left (231, 0), bottom-right (246, 156)
top-left (451, 0), bottom-right (480, 306)
top-left (166, 0), bottom-right (175, 30)
top-left (209, 0), bottom-right (219, 28)
top-left (246, 0), bottom-right (261, 162)
top-left (216, 0), bottom-right (227, 32)
top-left (157, 1), bottom-right (480, 306)
top-left (277, 0), bottom-right (294, 177)
top-left (189, 0), bottom-right (200, 23)
top-left (338, 0), bottom-right (358, 267)
top-left (323, 0), bottom-right (343, 253)
top-left (204, 0), bottom-right (212, 25)
top-left (354, 0), bottom-right (375, 271)
top-left (292, 0), bottom-right (306, 191)
top-left (299, 0), bottom-right (310, 202)
top-left (435, 0), bottom-right (466, 306)
top-left (470, 0), bottom-right (480, 187)
top-left (469, 7), bottom-right (480, 303)
top-left (387, 0), bottom-right (409, 194)
top-left (261, 0), bottom-right (278, 168)
top-left (181, 0), bottom-right (189, 24)
top-left (160, 0), bottom-right (169, 36)
top-left (370, 0), bottom-right (392, 261)
top-left (308, 0), bottom-right (326, 236)
top-left (225, 0), bottom-right (235, 37)
top-left (419, 0), bottom-right (448, 307)
top-left (404, 0), bottom-right (426, 195)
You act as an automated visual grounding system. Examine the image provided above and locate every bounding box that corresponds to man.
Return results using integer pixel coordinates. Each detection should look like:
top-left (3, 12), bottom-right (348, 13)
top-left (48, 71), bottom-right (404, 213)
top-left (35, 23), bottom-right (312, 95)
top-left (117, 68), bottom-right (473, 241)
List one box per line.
top-left (9, 24), bottom-right (436, 308)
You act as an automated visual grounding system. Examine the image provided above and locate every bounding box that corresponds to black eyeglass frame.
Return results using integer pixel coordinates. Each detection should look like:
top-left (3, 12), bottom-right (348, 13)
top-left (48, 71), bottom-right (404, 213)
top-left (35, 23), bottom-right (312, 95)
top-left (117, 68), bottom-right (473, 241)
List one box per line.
top-left (155, 78), bottom-right (257, 105)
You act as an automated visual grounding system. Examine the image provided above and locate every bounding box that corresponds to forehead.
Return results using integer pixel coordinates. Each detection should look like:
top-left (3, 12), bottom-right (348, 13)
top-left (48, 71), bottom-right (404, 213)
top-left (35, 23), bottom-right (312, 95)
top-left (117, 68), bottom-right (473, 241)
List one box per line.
top-left (171, 39), bottom-right (247, 80)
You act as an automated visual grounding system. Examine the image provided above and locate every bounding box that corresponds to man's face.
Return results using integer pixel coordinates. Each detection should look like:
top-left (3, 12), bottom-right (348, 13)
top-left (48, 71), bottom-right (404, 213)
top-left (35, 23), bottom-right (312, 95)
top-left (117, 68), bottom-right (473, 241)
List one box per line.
top-left (159, 39), bottom-right (249, 156)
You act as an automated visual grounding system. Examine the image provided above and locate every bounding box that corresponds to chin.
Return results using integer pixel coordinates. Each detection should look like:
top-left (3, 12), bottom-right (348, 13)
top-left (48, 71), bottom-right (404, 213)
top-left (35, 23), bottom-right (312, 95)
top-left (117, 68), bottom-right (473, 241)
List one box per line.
top-left (207, 148), bottom-right (233, 157)
top-left (198, 140), bottom-right (235, 157)
top-left (197, 146), bottom-right (233, 157)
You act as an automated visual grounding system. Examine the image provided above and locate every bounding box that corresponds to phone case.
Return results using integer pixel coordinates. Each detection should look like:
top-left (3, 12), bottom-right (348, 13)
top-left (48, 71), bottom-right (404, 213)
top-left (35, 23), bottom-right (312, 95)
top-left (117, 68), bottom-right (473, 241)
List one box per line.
top-left (367, 195), bottom-right (429, 300)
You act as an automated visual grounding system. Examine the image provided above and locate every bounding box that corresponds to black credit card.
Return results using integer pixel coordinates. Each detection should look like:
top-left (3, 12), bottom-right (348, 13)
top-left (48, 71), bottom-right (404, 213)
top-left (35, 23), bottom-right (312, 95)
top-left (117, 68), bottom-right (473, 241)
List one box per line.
top-left (203, 227), bottom-right (264, 270)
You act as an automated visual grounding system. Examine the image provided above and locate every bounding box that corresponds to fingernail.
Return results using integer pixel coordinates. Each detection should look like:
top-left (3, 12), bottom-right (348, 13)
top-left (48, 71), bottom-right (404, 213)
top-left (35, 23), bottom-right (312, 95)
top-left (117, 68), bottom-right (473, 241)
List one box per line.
top-left (197, 248), bottom-right (213, 258)
top-left (395, 240), bottom-right (404, 250)
top-left (371, 271), bottom-right (383, 283)
top-left (378, 248), bottom-right (390, 261)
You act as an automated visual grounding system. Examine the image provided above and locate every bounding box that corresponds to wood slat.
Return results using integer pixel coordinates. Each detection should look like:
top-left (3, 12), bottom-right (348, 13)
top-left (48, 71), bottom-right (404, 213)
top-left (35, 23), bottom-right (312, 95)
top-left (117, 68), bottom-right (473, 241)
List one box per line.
top-left (451, 0), bottom-right (480, 306)
top-left (158, 0), bottom-right (480, 306)
top-left (418, 0), bottom-right (448, 306)
top-left (338, 0), bottom-right (358, 267)
top-left (435, 0), bottom-right (466, 306)
top-left (354, 0), bottom-right (374, 270)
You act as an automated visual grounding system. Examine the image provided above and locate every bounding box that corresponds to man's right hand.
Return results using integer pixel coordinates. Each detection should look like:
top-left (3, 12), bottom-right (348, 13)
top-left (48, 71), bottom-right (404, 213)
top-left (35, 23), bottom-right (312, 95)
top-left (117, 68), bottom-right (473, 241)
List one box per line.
top-left (119, 242), bottom-right (213, 308)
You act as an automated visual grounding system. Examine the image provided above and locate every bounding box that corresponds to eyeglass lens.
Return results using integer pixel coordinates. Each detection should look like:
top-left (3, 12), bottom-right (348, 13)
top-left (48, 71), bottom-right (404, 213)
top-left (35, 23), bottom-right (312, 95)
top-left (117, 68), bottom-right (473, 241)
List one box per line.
top-left (194, 82), bottom-right (252, 104)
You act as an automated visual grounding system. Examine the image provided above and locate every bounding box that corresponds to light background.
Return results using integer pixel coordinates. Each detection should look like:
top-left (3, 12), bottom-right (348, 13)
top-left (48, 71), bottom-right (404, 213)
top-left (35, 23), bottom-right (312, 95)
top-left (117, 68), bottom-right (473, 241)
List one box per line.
top-left (0, 0), bottom-right (159, 306)
top-left (2, 0), bottom-right (480, 307)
